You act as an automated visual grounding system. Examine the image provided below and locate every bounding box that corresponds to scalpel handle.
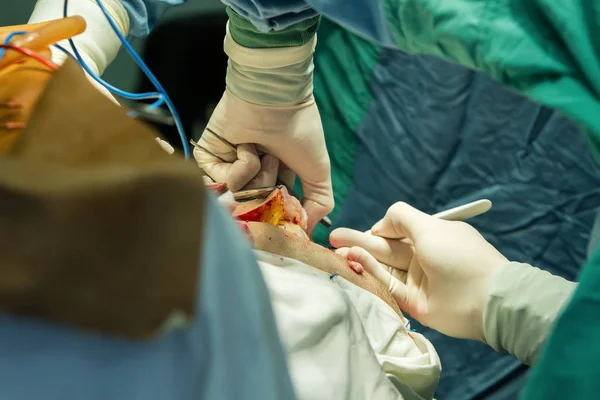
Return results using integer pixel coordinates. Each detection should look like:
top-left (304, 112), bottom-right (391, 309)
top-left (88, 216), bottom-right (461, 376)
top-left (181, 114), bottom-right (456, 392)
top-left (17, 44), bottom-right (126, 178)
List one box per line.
top-left (433, 199), bottom-right (492, 221)
top-left (363, 199), bottom-right (492, 237)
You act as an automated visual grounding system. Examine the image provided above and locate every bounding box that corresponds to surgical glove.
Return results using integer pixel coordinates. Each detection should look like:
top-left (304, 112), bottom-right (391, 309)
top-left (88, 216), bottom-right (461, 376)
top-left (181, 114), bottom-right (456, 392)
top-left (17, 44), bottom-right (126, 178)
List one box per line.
top-left (28, 0), bottom-right (128, 104)
top-left (329, 202), bottom-right (508, 342)
top-left (194, 22), bottom-right (333, 233)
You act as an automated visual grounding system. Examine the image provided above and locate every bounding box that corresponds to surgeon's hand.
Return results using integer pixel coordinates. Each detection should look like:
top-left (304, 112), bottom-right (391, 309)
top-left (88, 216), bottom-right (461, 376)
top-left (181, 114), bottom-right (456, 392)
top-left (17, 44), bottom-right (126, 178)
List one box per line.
top-left (28, 0), bottom-right (128, 105)
top-left (194, 89), bottom-right (333, 233)
top-left (329, 202), bottom-right (508, 342)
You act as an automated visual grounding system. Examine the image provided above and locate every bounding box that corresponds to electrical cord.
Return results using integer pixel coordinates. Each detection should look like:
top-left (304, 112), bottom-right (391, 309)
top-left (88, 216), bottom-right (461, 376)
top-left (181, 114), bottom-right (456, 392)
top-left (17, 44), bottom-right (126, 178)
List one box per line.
top-left (0, 44), bottom-right (59, 70)
top-left (53, 43), bottom-right (162, 103)
top-left (1, 34), bottom-right (162, 109)
top-left (0, 4), bottom-right (189, 157)
top-left (62, 0), bottom-right (190, 158)
top-left (0, 30), bottom-right (27, 60)
top-left (0, 30), bottom-right (58, 70)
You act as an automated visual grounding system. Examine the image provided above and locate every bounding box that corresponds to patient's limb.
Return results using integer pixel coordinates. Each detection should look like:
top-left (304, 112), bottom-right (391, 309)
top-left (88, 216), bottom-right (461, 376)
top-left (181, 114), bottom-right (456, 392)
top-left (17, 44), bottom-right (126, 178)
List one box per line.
top-left (254, 248), bottom-right (440, 400)
top-left (216, 188), bottom-right (439, 398)
top-left (246, 221), bottom-right (404, 318)
top-left (219, 185), bottom-right (403, 316)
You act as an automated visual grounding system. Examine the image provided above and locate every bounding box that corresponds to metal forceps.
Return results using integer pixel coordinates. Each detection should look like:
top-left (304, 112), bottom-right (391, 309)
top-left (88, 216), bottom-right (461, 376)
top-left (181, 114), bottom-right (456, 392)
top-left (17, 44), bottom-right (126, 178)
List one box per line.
top-left (128, 104), bottom-right (175, 126)
top-left (190, 129), bottom-right (332, 228)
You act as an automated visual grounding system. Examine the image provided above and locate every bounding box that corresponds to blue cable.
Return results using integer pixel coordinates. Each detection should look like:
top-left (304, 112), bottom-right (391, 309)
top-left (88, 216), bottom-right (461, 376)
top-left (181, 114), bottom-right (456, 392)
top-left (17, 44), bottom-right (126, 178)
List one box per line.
top-left (2, 31), bottom-right (162, 104)
top-left (0, 30), bottom-right (28, 61)
top-left (147, 97), bottom-right (166, 110)
top-left (1, 32), bottom-right (164, 121)
top-left (1, 4), bottom-right (190, 157)
top-left (58, 43), bottom-right (162, 101)
top-left (62, 0), bottom-right (190, 158)
top-left (52, 44), bottom-right (162, 101)
top-left (54, 44), bottom-right (163, 120)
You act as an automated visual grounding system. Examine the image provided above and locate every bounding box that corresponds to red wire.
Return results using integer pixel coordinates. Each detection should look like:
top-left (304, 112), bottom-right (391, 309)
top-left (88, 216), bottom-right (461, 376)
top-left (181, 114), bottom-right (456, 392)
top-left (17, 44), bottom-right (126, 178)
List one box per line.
top-left (0, 44), bottom-right (58, 71)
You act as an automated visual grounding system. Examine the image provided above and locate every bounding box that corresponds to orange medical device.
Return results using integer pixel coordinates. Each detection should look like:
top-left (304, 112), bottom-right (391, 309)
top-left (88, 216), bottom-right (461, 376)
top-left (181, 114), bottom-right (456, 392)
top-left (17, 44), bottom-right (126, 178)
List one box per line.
top-left (0, 17), bottom-right (86, 153)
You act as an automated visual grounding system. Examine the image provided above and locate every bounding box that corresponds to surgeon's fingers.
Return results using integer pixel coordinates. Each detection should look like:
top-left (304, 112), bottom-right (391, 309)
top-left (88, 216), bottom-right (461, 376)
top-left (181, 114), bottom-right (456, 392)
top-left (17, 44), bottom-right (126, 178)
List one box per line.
top-left (303, 198), bottom-right (333, 235)
top-left (334, 247), bottom-right (364, 273)
top-left (346, 247), bottom-right (409, 310)
top-left (371, 202), bottom-right (433, 240)
top-left (295, 167), bottom-right (334, 234)
top-left (335, 247), bottom-right (350, 259)
top-left (198, 130), bottom-right (238, 162)
top-left (226, 144), bottom-right (262, 191)
top-left (196, 143), bottom-right (261, 193)
top-left (277, 163), bottom-right (296, 190)
top-left (244, 154), bottom-right (279, 189)
top-left (337, 246), bottom-right (408, 281)
top-left (329, 228), bottom-right (413, 270)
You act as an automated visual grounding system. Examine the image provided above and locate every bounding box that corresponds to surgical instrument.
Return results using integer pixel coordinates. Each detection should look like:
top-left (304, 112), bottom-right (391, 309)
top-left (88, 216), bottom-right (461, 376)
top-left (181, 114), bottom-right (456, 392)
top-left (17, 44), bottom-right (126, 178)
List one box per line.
top-left (190, 137), bottom-right (333, 228)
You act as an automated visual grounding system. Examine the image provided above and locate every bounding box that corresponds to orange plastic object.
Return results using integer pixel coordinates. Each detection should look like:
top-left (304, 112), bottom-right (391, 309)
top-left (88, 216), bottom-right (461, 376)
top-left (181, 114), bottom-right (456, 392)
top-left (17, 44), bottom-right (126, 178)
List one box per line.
top-left (0, 59), bottom-right (54, 153)
top-left (0, 16), bottom-right (86, 70)
top-left (0, 17), bottom-right (87, 153)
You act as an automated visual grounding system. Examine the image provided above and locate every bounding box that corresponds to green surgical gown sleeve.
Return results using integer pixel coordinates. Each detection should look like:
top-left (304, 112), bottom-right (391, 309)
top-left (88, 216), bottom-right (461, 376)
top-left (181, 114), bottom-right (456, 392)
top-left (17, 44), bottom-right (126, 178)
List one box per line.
top-left (307, 0), bottom-right (600, 156)
top-left (303, 1), bottom-right (600, 398)
top-left (220, 2), bottom-right (600, 396)
top-left (308, 2), bottom-right (600, 395)
top-left (520, 247), bottom-right (600, 399)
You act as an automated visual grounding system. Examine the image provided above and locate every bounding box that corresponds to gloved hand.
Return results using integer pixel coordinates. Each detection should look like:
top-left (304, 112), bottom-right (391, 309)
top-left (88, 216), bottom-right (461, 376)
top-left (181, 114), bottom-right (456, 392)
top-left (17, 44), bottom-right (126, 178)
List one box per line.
top-left (194, 21), bottom-right (333, 234)
top-left (329, 202), bottom-right (508, 341)
top-left (28, 0), bottom-right (128, 105)
top-left (29, 0), bottom-right (183, 154)
top-left (195, 90), bottom-right (332, 232)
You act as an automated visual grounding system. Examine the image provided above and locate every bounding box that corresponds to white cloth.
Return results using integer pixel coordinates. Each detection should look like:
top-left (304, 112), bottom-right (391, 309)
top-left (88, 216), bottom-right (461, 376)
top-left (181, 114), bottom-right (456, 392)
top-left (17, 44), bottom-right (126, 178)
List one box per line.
top-left (255, 250), bottom-right (441, 400)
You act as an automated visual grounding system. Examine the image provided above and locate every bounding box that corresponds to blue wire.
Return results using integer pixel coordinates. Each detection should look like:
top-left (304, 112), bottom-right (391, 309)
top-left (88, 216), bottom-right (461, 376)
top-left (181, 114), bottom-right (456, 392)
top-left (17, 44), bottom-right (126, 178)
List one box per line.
top-left (53, 44), bottom-right (163, 102)
top-left (4, 31), bottom-right (161, 103)
top-left (0, 30), bottom-right (28, 61)
top-left (63, 0), bottom-right (190, 158)
top-left (147, 98), bottom-right (165, 110)
top-left (59, 44), bottom-right (162, 101)
top-left (2, 3), bottom-right (190, 157)
top-left (1, 26), bottom-right (181, 154)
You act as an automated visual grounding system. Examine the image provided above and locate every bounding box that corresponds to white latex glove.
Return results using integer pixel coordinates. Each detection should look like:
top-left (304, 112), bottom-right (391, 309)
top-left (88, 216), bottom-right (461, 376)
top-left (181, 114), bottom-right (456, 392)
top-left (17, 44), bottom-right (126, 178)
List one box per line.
top-left (329, 202), bottom-right (508, 342)
top-left (194, 24), bottom-right (333, 234)
top-left (28, 0), bottom-right (128, 105)
top-left (30, 0), bottom-right (174, 155)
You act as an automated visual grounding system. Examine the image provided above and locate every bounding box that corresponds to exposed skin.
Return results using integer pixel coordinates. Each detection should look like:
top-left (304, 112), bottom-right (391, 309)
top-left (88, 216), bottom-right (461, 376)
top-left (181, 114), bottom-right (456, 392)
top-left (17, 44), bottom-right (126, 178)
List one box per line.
top-left (246, 221), bottom-right (404, 318)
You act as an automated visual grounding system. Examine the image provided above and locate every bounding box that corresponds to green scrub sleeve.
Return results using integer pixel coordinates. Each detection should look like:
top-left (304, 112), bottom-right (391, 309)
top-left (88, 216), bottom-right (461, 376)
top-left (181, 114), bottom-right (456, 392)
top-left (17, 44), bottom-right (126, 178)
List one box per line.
top-left (521, 247), bottom-right (600, 399)
top-left (483, 262), bottom-right (576, 366)
top-left (223, 8), bottom-right (318, 105)
top-left (378, 0), bottom-right (600, 158)
top-left (227, 7), bottom-right (320, 48)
